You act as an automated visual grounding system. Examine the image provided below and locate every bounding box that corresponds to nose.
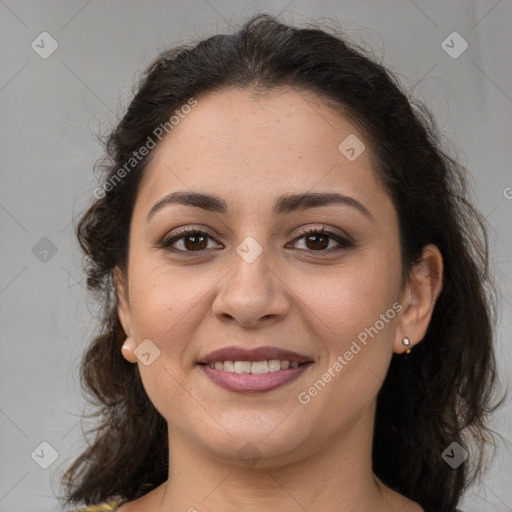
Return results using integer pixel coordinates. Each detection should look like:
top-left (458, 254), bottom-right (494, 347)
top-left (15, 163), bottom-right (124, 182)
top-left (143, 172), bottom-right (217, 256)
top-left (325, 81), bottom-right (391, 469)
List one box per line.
top-left (211, 246), bottom-right (291, 329)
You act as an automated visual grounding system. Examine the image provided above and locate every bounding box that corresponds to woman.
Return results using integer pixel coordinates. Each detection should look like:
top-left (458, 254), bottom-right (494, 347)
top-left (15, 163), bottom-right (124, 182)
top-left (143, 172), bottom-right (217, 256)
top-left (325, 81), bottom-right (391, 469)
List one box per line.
top-left (60, 13), bottom-right (501, 512)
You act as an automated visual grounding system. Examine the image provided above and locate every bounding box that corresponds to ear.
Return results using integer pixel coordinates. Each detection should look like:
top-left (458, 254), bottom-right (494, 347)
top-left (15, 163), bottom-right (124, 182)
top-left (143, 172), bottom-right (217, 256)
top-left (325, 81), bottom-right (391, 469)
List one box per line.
top-left (394, 244), bottom-right (443, 353)
top-left (113, 265), bottom-right (133, 338)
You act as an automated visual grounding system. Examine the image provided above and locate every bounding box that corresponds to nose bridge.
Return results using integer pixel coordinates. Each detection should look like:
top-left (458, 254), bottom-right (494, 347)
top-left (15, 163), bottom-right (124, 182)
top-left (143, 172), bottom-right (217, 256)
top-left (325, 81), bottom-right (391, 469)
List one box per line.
top-left (227, 234), bottom-right (274, 298)
top-left (212, 233), bottom-right (289, 325)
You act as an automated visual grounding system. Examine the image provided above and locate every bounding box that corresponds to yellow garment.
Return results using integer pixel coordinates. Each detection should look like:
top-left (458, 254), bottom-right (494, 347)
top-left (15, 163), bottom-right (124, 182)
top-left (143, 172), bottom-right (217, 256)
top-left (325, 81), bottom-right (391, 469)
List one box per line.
top-left (69, 499), bottom-right (124, 511)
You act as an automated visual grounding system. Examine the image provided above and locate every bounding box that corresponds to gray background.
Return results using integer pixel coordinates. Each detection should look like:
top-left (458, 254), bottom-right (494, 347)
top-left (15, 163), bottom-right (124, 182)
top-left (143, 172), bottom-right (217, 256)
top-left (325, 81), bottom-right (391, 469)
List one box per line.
top-left (0, 1), bottom-right (511, 511)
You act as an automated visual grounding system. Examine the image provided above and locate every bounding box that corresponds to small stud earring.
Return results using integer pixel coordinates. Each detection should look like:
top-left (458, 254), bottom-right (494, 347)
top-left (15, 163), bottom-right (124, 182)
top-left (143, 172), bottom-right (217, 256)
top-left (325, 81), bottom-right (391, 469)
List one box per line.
top-left (121, 337), bottom-right (137, 363)
top-left (402, 337), bottom-right (411, 354)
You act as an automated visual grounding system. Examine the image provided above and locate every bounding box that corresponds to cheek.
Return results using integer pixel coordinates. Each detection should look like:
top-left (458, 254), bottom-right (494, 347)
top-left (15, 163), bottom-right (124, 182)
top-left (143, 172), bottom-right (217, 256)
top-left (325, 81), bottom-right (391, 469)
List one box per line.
top-left (126, 265), bottom-right (210, 420)
top-left (127, 260), bottom-right (211, 337)
top-left (298, 258), bottom-right (400, 348)
top-left (293, 254), bottom-right (400, 410)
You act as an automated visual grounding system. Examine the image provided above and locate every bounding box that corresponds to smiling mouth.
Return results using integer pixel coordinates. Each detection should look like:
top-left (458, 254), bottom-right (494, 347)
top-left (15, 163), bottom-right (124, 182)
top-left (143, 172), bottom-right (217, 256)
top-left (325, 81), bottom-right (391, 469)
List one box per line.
top-left (197, 360), bottom-right (313, 393)
top-left (200, 359), bottom-right (304, 373)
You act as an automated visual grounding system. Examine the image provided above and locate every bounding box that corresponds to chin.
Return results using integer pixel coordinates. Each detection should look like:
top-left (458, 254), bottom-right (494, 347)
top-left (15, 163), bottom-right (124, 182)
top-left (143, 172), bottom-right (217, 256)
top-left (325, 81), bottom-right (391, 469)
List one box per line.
top-left (185, 413), bottom-right (314, 468)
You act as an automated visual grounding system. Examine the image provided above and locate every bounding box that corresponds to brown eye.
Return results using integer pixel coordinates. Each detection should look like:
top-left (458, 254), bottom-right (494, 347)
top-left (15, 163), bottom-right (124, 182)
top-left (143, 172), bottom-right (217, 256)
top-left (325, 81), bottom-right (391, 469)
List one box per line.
top-left (161, 229), bottom-right (221, 253)
top-left (304, 232), bottom-right (329, 250)
top-left (291, 227), bottom-right (352, 253)
top-left (161, 226), bottom-right (351, 255)
top-left (182, 233), bottom-right (208, 251)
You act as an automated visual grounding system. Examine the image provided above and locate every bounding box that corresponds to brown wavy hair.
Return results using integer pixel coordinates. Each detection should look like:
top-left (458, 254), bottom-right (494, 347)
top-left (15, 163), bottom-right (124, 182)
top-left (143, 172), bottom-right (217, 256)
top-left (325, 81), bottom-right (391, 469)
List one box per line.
top-left (58, 13), bottom-right (504, 512)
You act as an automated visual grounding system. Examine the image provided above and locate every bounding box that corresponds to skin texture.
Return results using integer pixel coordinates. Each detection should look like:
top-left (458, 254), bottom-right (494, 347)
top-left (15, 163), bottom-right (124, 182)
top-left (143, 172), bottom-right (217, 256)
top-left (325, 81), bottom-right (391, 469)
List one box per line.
top-left (114, 87), bottom-right (443, 512)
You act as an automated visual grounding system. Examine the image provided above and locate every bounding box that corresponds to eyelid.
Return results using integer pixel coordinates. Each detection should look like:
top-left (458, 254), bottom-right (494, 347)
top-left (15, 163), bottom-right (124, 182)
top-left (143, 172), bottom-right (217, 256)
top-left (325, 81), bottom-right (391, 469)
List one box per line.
top-left (160, 225), bottom-right (222, 250)
top-left (159, 223), bottom-right (353, 254)
top-left (292, 224), bottom-right (352, 243)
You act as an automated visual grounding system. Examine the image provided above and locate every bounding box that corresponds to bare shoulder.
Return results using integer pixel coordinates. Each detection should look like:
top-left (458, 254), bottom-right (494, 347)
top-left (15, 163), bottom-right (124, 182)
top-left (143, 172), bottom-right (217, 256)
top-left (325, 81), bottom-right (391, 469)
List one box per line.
top-left (117, 500), bottom-right (140, 512)
top-left (398, 495), bottom-right (424, 512)
top-left (116, 485), bottom-right (164, 512)
top-left (382, 485), bottom-right (424, 512)
top-left (392, 498), bottom-right (423, 512)
top-left (116, 494), bottom-right (152, 511)
top-left (117, 498), bottom-right (144, 512)
top-left (392, 497), bottom-right (424, 512)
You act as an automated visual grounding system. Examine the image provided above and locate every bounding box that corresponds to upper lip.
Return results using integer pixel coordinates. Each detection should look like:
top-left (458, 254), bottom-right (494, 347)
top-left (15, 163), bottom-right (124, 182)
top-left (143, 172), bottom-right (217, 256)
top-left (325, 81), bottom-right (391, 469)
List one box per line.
top-left (198, 345), bottom-right (313, 364)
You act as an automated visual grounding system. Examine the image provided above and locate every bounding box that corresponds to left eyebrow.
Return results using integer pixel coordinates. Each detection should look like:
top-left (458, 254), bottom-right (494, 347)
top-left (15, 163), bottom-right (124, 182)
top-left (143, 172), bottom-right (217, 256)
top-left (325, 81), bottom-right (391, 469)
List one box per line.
top-left (146, 190), bottom-right (375, 223)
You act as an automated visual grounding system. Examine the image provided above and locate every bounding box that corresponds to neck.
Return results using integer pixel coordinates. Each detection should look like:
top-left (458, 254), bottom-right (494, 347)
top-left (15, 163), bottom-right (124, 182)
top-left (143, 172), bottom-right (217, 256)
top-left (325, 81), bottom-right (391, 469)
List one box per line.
top-left (154, 404), bottom-right (404, 512)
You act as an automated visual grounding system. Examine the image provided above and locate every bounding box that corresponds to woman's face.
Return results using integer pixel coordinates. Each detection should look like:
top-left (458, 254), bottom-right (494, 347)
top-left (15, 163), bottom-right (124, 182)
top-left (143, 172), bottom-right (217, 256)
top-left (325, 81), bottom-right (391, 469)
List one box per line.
top-left (116, 87), bottom-right (408, 466)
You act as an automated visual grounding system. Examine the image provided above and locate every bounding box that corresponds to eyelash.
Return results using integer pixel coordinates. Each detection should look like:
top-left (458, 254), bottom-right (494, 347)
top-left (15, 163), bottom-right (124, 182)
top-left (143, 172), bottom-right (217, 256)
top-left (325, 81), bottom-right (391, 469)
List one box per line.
top-left (159, 225), bottom-right (352, 255)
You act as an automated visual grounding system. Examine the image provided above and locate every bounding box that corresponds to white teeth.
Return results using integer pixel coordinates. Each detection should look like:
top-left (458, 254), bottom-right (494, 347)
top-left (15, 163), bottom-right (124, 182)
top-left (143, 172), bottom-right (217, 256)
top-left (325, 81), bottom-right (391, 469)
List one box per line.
top-left (223, 360), bottom-right (235, 372)
top-left (268, 360), bottom-right (281, 372)
top-left (250, 361), bottom-right (269, 374)
top-left (206, 359), bottom-right (304, 373)
top-left (234, 361), bottom-right (251, 374)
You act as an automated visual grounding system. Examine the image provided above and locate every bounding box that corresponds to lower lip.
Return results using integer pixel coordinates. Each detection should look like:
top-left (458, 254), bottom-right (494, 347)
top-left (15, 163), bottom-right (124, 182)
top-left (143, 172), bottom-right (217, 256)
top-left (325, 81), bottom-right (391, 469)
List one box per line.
top-left (199, 363), bottom-right (313, 394)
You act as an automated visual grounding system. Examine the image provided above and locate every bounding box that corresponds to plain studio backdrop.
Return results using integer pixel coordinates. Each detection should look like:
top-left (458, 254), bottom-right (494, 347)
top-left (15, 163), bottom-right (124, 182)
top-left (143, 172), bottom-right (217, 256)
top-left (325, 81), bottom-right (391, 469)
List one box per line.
top-left (0, 1), bottom-right (511, 511)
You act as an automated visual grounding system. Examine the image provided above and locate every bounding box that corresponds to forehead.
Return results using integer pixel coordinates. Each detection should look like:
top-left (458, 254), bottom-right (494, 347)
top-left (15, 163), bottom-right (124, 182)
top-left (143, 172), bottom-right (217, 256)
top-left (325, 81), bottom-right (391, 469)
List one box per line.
top-left (151, 87), bottom-right (367, 164)
top-left (135, 86), bottom-right (392, 220)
